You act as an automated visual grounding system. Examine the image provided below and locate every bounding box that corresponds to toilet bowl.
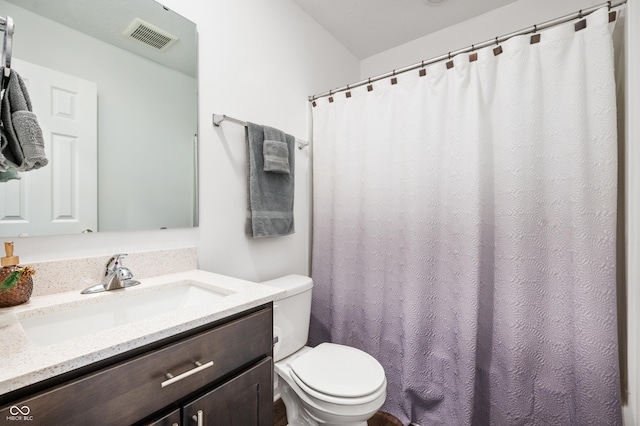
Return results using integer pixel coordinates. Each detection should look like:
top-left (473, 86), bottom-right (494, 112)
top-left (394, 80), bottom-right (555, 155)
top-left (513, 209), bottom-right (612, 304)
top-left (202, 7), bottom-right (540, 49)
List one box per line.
top-left (275, 344), bottom-right (387, 426)
top-left (264, 275), bottom-right (387, 426)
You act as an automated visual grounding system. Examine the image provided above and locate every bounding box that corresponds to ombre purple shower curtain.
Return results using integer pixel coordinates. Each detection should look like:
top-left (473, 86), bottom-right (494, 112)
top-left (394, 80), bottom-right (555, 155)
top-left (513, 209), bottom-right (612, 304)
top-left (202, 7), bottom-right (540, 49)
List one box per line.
top-left (310, 8), bottom-right (621, 426)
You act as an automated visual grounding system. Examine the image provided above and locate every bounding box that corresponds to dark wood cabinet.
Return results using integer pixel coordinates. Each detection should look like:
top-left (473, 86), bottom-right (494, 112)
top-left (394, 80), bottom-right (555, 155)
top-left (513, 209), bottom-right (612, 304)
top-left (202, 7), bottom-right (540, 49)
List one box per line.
top-left (182, 358), bottom-right (272, 426)
top-left (0, 304), bottom-right (273, 426)
top-left (148, 408), bottom-right (181, 426)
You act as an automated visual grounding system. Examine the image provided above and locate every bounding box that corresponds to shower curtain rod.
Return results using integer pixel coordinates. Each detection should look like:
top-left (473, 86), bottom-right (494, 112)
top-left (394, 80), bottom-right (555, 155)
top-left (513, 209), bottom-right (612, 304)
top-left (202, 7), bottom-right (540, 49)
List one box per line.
top-left (309, 0), bottom-right (626, 102)
top-left (212, 113), bottom-right (310, 150)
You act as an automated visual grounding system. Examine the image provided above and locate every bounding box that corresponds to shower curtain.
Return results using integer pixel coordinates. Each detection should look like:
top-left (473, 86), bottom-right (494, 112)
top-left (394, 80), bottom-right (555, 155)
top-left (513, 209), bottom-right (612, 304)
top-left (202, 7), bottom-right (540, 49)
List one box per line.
top-left (310, 8), bottom-right (621, 426)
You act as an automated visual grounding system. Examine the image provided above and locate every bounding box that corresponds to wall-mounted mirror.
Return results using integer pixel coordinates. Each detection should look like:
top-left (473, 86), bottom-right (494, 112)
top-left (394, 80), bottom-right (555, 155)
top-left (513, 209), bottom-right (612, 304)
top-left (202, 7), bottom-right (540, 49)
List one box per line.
top-left (0, 0), bottom-right (198, 237)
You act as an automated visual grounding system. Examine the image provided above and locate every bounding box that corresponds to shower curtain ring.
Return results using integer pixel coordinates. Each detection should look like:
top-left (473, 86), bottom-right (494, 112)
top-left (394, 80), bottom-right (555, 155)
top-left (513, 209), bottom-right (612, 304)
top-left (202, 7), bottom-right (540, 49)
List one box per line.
top-left (579, 9), bottom-right (583, 18)
top-left (493, 36), bottom-right (503, 56)
top-left (608, 1), bottom-right (612, 10)
top-left (391, 69), bottom-right (398, 85)
top-left (469, 44), bottom-right (478, 62)
top-left (529, 24), bottom-right (541, 44)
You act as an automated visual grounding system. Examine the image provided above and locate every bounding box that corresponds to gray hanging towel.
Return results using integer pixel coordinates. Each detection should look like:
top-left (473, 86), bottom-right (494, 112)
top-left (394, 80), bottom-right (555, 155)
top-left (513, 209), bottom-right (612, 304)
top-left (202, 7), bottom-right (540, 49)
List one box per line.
top-left (0, 126), bottom-right (18, 173)
top-left (0, 68), bottom-right (48, 171)
top-left (246, 122), bottom-right (295, 238)
top-left (0, 75), bottom-right (23, 173)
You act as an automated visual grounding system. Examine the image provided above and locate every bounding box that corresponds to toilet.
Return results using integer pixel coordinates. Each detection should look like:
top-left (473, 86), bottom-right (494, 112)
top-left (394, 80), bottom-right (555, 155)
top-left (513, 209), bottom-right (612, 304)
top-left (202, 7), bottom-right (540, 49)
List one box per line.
top-left (263, 275), bottom-right (387, 426)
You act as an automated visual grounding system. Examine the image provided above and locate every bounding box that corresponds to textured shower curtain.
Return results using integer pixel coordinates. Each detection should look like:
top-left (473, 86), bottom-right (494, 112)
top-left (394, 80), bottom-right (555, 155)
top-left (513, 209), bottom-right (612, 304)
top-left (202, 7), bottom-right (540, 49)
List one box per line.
top-left (310, 8), bottom-right (621, 426)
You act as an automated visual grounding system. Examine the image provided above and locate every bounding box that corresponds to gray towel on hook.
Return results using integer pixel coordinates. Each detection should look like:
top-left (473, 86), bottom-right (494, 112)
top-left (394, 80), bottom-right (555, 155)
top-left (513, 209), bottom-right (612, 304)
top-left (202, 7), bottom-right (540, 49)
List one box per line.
top-left (0, 68), bottom-right (48, 171)
top-left (0, 72), bottom-right (22, 172)
top-left (246, 122), bottom-right (295, 238)
top-left (0, 126), bottom-right (15, 172)
top-left (263, 126), bottom-right (290, 174)
top-left (0, 166), bottom-right (20, 182)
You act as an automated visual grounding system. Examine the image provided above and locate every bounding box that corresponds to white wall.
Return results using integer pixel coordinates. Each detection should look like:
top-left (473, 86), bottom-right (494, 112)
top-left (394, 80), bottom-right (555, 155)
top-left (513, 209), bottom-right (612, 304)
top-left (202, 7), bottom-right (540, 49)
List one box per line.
top-left (625, 0), bottom-right (639, 424)
top-left (7, 0), bottom-right (359, 282)
top-left (0, 0), bottom-right (198, 232)
top-left (359, 0), bottom-right (637, 424)
top-left (157, 0), bottom-right (359, 282)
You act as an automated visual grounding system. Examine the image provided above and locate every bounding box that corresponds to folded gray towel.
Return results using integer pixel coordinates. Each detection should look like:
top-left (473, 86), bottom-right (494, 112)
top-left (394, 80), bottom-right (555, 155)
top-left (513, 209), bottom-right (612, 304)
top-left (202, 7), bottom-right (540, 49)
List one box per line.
top-left (246, 122), bottom-right (295, 238)
top-left (1, 68), bottom-right (48, 171)
top-left (263, 126), bottom-right (290, 174)
top-left (263, 140), bottom-right (290, 174)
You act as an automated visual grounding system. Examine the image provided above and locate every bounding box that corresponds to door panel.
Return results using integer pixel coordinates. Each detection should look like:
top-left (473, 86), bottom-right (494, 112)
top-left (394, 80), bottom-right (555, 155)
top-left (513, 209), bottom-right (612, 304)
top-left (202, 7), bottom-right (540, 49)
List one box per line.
top-left (0, 58), bottom-right (97, 237)
top-left (183, 358), bottom-right (273, 426)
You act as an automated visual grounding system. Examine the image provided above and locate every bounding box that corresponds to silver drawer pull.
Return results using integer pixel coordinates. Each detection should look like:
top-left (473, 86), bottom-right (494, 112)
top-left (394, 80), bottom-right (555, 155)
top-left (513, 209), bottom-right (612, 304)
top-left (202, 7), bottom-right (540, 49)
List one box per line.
top-left (161, 361), bottom-right (214, 388)
top-left (192, 410), bottom-right (203, 426)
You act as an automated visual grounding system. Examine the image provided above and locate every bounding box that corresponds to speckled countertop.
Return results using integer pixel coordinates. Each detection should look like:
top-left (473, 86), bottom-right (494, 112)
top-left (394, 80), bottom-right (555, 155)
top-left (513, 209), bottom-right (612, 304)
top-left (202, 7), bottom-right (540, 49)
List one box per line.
top-left (0, 270), bottom-right (285, 395)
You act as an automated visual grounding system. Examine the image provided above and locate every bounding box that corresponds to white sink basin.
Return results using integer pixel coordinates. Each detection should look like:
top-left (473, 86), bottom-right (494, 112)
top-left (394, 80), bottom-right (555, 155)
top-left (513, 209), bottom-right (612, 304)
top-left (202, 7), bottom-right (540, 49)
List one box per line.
top-left (18, 282), bottom-right (233, 347)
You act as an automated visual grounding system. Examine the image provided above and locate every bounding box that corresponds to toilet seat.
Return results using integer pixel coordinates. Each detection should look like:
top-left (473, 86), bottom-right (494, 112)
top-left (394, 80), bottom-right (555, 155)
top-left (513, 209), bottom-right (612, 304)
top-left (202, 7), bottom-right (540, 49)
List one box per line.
top-left (289, 368), bottom-right (386, 406)
top-left (289, 343), bottom-right (386, 404)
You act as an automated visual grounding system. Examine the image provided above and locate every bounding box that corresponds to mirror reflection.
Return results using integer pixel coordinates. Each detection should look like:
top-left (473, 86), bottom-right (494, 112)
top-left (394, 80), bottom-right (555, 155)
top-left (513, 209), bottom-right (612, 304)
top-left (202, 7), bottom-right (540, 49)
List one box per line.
top-left (0, 0), bottom-right (198, 237)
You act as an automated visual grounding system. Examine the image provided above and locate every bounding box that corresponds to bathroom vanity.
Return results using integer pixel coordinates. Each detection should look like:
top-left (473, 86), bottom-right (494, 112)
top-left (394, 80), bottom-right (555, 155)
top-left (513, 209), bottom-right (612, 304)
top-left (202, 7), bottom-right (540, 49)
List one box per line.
top-left (0, 270), bottom-right (284, 425)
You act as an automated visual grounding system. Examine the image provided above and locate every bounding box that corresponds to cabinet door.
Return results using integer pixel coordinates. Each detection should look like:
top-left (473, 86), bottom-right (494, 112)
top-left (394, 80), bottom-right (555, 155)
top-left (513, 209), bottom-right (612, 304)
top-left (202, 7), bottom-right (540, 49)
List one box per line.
top-left (147, 408), bottom-right (181, 426)
top-left (183, 357), bottom-right (273, 426)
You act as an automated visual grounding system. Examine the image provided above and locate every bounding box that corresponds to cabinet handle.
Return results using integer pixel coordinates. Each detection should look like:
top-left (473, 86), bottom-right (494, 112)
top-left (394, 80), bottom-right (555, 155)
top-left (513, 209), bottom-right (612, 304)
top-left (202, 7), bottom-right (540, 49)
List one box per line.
top-left (192, 410), bottom-right (203, 426)
top-left (161, 361), bottom-right (214, 388)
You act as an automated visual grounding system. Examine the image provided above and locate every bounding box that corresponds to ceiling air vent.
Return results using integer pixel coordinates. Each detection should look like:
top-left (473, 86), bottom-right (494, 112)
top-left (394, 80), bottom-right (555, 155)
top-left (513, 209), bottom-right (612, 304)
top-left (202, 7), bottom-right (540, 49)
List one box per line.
top-left (123, 18), bottom-right (178, 51)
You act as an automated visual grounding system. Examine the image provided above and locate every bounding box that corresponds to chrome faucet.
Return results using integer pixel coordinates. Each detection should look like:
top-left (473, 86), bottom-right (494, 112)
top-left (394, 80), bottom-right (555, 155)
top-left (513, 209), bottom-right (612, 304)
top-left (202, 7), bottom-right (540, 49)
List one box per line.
top-left (81, 253), bottom-right (141, 294)
top-left (103, 253), bottom-right (134, 290)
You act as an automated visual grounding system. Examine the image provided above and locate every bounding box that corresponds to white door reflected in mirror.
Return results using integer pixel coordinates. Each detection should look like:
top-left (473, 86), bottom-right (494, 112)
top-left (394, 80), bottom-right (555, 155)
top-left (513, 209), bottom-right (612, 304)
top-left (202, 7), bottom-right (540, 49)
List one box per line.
top-left (0, 58), bottom-right (97, 237)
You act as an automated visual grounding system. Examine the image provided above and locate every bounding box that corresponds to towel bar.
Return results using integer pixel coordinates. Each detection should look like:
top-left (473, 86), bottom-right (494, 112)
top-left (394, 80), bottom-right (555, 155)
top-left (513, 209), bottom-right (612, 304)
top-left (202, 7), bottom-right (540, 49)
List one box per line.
top-left (212, 113), bottom-right (309, 150)
top-left (213, 114), bottom-right (247, 127)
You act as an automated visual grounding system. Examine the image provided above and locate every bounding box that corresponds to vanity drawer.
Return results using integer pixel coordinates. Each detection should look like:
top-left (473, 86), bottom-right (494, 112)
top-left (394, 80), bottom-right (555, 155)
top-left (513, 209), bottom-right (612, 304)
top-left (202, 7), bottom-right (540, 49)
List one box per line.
top-left (0, 306), bottom-right (273, 426)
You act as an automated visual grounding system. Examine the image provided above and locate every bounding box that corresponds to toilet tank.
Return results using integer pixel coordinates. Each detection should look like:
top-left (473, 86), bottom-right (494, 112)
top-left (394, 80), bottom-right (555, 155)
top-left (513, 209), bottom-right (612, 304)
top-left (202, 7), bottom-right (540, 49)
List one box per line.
top-left (262, 275), bottom-right (313, 362)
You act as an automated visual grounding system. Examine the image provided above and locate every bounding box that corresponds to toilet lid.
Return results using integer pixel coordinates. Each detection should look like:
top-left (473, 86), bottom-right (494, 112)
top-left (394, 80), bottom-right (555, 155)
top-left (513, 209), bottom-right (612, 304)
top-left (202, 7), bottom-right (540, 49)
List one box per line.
top-left (290, 343), bottom-right (385, 398)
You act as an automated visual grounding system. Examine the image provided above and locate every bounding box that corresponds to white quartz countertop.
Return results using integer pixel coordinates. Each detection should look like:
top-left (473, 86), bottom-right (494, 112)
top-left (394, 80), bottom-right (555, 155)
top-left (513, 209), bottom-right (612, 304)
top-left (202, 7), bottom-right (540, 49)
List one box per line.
top-left (0, 270), bottom-right (285, 395)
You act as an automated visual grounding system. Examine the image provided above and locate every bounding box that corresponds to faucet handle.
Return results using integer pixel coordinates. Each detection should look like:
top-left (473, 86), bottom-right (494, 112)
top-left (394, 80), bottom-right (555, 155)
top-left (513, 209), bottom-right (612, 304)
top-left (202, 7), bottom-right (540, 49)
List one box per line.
top-left (105, 253), bottom-right (128, 272)
top-left (117, 267), bottom-right (134, 280)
